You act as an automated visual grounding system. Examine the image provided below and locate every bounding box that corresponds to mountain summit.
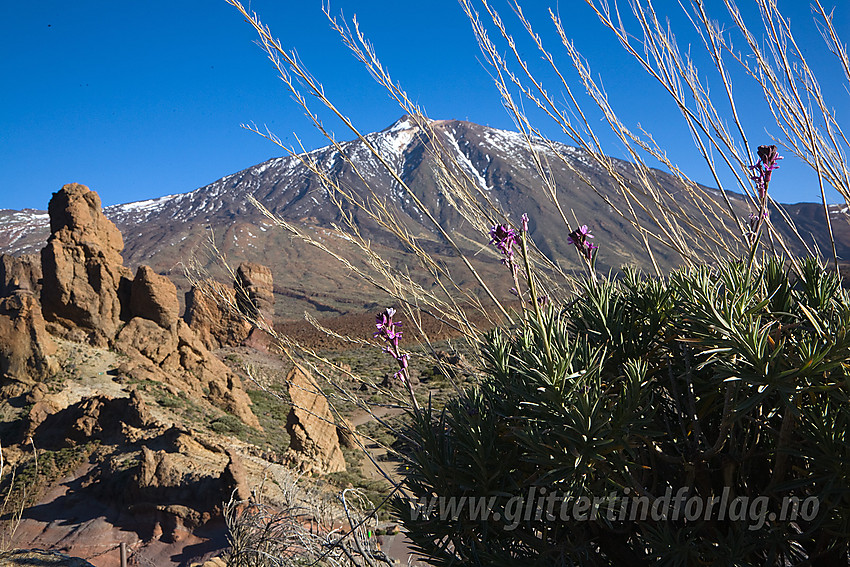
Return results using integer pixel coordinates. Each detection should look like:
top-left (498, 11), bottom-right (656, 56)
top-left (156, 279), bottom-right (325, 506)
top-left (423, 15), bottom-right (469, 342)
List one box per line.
top-left (1, 117), bottom-right (846, 318)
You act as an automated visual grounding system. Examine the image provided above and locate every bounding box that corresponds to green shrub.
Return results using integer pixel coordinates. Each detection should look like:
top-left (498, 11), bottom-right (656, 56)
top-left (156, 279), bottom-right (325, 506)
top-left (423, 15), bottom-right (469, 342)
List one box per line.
top-left (210, 414), bottom-right (247, 436)
top-left (396, 258), bottom-right (850, 565)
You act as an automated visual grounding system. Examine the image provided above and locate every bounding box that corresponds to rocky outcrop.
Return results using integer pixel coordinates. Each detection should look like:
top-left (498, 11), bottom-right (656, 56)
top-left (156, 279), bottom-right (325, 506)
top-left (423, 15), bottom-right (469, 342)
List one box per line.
top-left (116, 318), bottom-right (178, 365)
top-left (40, 184), bottom-right (132, 346)
top-left (31, 184), bottom-right (259, 427)
top-left (0, 185), bottom-right (284, 565)
top-left (184, 262), bottom-right (276, 350)
top-left (0, 253), bottom-right (41, 296)
top-left (134, 445), bottom-right (210, 502)
top-left (235, 262), bottom-right (275, 324)
top-left (23, 393), bottom-right (246, 546)
top-left (115, 431), bottom-right (247, 541)
top-left (115, 319), bottom-right (260, 430)
top-left (130, 265), bottom-right (179, 328)
top-left (184, 279), bottom-right (251, 350)
top-left (283, 365), bottom-right (345, 475)
top-left (126, 445), bottom-right (222, 541)
top-left (220, 449), bottom-right (251, 502)
top-left (0, 290), bottom-right (57, 386)
top-left (336, 418), bottom-right (361, 449)
top-left (172, 321), bottom-right (260, 429)
top-left (30, 390), bottom-right (154, 448)
top-left (0, 550), bottom-right (95, 567)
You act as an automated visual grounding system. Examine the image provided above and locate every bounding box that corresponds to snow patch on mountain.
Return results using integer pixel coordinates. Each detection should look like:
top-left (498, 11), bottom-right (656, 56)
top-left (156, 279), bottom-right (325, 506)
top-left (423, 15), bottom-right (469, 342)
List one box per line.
top-left (444, 129), bottom-right (491, 192)
top-left (0, 209), bottom-right (50, 255)
top-left (342, 116), bottom-right (421, 180)
top-left (378, 116), bottom-right (419, 162)
top-left (0, 210), bottom-right (49, 225)
top-left (106, 194), bottom-right (177, 224)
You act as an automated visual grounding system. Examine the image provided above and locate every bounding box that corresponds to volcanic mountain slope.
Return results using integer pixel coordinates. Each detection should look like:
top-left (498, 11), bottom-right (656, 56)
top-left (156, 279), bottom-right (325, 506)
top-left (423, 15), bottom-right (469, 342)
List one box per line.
top-left (2, 116), bottom-right (848, 317)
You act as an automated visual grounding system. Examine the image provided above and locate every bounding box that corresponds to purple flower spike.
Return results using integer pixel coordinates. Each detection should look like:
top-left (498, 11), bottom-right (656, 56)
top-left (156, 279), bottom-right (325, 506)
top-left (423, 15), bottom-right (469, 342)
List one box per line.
top-left (567, 225), bottom-right (593, 245)
top-left (568, 225), bottom-right (597, 261)
top-left (489, 224), bottom-right (518, 258)
top-left (521, 213), bottom-right (529, 233)
top-left (375, 307), bottom-right (410, 379)
top-left (749, 144), bottom-right (783, 200)
top-left (373, 308), bottom-right (420, 412)
top-left (375, 307), bottom-right (403, 345)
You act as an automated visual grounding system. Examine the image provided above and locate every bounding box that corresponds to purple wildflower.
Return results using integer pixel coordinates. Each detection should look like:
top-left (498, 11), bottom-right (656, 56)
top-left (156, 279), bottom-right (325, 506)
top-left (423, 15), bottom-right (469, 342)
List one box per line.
top-left (489, 214), bottom-right (542, 301)
top-left (567, 225), bottom-right (597, 262)
top-left (373, 308), bottom-right (421, 412)
top-left (566, 225), bottom-right (593, 245)
top-left (749, 145), bottom-right (783, 201)
top-left (374, 307), bottom-right (410, 382)
top-left (489, 223), bottom-right (518, 259)
top-left (375, 307), bottom-right (401, 341)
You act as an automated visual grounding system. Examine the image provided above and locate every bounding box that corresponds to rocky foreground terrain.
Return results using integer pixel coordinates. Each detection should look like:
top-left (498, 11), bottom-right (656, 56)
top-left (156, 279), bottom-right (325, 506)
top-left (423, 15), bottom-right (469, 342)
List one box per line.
top-left (0, 184), bottom-right (395, 566)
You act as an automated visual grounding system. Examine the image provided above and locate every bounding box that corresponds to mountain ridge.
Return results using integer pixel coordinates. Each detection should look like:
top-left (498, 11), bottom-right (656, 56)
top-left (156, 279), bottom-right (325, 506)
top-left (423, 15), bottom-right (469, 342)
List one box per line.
top-left (2, 116), bottom-right (847, 318)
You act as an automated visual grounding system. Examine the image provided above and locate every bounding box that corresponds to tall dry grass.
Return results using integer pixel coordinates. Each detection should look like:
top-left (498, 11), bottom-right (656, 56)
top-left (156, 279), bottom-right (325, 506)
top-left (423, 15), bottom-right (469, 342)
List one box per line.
top-left (211, 0), bottom-right (848, 562)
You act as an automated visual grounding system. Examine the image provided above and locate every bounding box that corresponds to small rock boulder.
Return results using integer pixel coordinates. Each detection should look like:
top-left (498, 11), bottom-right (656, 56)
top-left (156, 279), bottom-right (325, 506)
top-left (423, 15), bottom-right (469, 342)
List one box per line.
top-left (0, 550), bottom-right (95, 567)
top-left (336, 418), bottom-right (361, 449)
top-left (115, 317), bottom-right (179, 365)
top-left (220, 449), bottom-right (251, 502)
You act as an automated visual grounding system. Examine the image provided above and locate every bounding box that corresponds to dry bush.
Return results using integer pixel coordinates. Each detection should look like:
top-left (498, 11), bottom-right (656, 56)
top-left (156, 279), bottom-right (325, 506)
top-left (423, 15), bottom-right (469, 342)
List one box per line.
top-left (223, 478), bottom-right (392, 567)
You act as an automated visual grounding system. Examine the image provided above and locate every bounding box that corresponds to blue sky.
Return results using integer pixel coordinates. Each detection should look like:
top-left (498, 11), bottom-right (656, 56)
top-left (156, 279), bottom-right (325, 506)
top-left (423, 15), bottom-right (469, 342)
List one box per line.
top-left (1, 1), bottom-right (846, 211)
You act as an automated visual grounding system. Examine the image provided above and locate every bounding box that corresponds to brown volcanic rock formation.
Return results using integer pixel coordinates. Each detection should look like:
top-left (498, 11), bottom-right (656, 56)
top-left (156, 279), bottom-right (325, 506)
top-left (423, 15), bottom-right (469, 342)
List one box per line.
top-left (21, 388), bottom-right (250, 552)
top-left (0, 253), bottom-right (42, 296)
top-left (116, 318), bottom-right (178, 365)
top-left (115, 315), bottom-right (261, 430)
top-left (0, 254), bottom-right (55, 388)
top-left (283, 365), bottom-right (345, 475)
top-left (31, 183), bottom-right (259, 427)
top-left (171, 321), bottom-right (260, 429)
top-left (184, 279), bottom-right (251, 350)
top-left (184, 261), bottom-right (276, 351)
top-left (112, 428), bottom-right (247, 542)
top-left (40, 183), bottom-right (132, 346)
top-left (132, 445), bottom-right (220, 520)
top-left (220, 448), bottom-right (252, 502)
top-left (235, 262), bottom-right (275, 324)
top-left (130, 265), bottom-right (180, 328)
top-left (30, 390), bottom-right (155, 449)
top-left (0, 185), bottom-right (282, 563)
top-left (0, 290), bottom-right (57, 386)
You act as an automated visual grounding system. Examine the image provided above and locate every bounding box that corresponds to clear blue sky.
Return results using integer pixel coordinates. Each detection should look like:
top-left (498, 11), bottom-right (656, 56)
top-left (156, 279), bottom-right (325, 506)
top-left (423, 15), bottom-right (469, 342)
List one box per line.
top-left (1, 0), bottom-right (846, 211)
